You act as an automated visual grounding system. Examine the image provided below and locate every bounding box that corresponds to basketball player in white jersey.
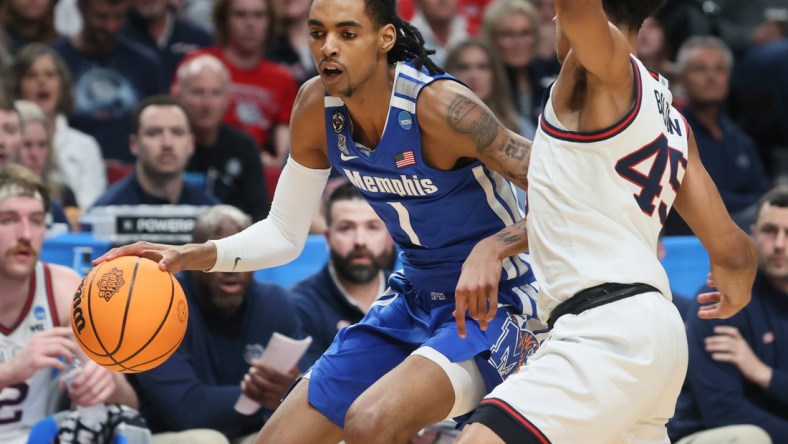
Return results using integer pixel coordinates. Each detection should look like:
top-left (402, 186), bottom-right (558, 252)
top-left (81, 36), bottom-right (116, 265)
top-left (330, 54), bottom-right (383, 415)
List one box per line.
top-left (456, 1), bottom-right (758, 443)
top-left (0, 162), bottom-right (138, 444)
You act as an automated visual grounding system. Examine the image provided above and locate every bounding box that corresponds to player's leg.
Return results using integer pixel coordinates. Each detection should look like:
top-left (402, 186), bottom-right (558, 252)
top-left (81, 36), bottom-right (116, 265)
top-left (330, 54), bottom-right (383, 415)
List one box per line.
top-left (343, 350), bottom-right (481, 444)
top-left (341, 295), bottom-right (540, 444)
top-left (458, 292), bottom-right (686, 444)
top-left (254, 379), bottom-right (343, 444)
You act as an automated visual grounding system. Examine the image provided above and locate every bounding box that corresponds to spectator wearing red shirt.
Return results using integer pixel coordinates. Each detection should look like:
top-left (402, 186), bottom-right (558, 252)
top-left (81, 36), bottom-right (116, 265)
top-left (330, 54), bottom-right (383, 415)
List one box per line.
top-left (177, 0), bottom-right (297, 166)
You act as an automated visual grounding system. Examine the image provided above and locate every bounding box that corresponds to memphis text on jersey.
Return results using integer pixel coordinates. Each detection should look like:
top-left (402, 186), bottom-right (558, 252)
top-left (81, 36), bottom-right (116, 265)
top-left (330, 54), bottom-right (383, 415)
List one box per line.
top-left (343, 168), bottom-right (438, 197)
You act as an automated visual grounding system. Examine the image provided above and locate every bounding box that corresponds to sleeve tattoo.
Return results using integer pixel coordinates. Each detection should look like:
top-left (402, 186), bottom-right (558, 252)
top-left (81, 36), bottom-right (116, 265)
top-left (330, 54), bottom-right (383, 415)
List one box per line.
top-left (446, 96), bottom-right (531, 186)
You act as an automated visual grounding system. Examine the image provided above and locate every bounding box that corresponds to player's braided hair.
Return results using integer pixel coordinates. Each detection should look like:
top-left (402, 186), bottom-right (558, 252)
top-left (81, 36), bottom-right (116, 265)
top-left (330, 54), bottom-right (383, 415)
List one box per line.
top-left (364, 0), bottom-right (444, 75)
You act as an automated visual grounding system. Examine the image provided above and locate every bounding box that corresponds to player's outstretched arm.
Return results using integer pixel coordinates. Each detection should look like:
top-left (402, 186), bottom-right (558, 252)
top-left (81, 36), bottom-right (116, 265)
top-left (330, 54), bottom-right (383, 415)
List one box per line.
top-left (97, 79), bottom-right (332, 274)
top-left (553, 0), bottom-right (631, 83)
top-left (417, 81), bottom-right (533, 336)
top-left (673, 127), bottom-right (757, 319)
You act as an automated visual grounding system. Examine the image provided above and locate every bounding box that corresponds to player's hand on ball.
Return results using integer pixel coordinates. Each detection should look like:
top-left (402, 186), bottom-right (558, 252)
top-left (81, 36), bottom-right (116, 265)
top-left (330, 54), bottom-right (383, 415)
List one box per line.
top-left (94, 241), bottom-right (217, 273)
top-left (7, 327), bottom-right (78, 382)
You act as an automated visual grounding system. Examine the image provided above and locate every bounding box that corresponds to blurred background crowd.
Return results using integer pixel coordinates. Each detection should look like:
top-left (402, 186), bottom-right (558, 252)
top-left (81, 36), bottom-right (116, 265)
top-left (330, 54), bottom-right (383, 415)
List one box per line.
top-left (0, 0), bottom-right (785, 236)
top-left (2, 0), bottom-right (788, 443)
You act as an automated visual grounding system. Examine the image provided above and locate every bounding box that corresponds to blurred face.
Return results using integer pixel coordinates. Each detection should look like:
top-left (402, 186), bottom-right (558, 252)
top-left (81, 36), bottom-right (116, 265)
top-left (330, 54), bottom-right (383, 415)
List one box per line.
top-left (680, 46), bottom-right (730, 107)
top-left (280, 0), bottom-right (310, 21)
top-left (19, 55), bottom-right (62, 118)
top-left (637, 17), bottom-right (665, 61)
top-left (178, 68), bottom-right (230, 133)
top-left (0, 195), bottom-right (46, 281)
top-left (80, 0), bottom-right (130, 52)
top-left (752, 203), bottom-right (788, 284)
top-left (451, 46), bottom-right (494, 101)
top-left (327, 198), bottom-right (391, 284)
top-left (0, 111), bottom-right (23, 166)
top-left (131, 105), bottom-right (194, 178)
top-left (131, 0), bottom-right (168, 18)
top-left (20, 122), bottom-right (50, 177)
top-left (417, 0), bottom-right (458, 24)
top-left (493, 12), bottom-right (537, 68)
top-left (10, 0), bottom-right (51, 21)
top-left (193, 223), bottom-right (253, 315)
top-left (227, 0), bottom-right (270, 54)
top-left (309, 0), bottom-right (394, 98)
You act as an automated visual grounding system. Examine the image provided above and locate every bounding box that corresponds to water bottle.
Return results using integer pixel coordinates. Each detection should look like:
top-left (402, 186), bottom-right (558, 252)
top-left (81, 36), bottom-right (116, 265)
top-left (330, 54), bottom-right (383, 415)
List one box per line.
top-left (63, 357), bottom-right (108, 429)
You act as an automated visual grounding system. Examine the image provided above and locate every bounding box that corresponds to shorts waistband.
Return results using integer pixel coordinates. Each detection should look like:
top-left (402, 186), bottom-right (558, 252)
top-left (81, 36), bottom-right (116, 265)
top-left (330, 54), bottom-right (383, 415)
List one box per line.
top-left (547, 282), bottom-right (659, 329)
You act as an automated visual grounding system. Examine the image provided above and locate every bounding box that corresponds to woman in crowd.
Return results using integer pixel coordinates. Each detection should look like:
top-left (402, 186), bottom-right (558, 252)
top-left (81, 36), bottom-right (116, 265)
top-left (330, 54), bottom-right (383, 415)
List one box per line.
top-left (482, 0), bottom-right (554, 139)
top-left (444, 38), bottom-right (521, 134)
top-left (13, 100), bottom-right (78, 231)
top-left (6, 43), bottom-right (107, 209)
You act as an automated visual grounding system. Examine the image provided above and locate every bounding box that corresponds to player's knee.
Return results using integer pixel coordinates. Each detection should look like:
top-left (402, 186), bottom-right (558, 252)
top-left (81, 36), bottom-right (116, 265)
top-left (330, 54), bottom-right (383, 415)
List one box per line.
top-left (344, 404), bottom-right (412, 443)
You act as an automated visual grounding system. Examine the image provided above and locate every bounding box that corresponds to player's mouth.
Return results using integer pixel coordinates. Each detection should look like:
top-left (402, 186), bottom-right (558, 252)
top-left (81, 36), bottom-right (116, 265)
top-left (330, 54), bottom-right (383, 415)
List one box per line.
top-left (320, 63), bottom-right (344, 83)
top-left (11, 248), bottom-right (34, 261)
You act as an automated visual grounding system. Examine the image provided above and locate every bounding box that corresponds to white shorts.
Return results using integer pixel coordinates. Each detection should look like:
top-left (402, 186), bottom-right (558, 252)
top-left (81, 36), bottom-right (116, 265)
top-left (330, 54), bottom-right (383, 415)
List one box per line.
top-left (475, 292), bottom-right (687, 444)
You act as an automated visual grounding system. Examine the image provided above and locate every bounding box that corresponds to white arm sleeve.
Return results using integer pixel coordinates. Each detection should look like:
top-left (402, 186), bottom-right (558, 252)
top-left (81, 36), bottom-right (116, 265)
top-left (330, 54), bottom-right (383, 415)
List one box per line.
top-left (207, 156), bottom-right (331, 272)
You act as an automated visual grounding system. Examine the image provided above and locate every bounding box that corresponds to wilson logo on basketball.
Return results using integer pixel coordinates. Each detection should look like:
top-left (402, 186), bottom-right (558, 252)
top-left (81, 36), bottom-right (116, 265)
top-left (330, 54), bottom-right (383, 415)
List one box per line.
top-left (97, 268), bottom-right (126, 302)
top-left (72, 280), bottom-right (86, 334)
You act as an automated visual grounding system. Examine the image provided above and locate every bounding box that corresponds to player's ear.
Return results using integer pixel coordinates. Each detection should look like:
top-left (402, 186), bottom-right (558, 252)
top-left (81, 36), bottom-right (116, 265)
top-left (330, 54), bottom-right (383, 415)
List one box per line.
top-left (379, 23), bottom-right (396, 53)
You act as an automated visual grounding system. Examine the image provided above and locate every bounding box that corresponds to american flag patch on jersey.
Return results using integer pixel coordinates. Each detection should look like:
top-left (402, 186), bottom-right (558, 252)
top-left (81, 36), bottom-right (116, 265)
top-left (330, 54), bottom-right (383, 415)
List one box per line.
top-left (394, 150), bottom-right (416, 168)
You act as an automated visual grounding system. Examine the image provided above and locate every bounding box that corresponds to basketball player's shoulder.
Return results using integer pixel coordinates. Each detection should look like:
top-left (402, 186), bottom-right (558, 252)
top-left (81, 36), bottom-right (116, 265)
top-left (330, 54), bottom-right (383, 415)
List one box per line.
top-left (294, 76), bottom-right (329, 111)
top-left (45, 262), bottom-right (82, 283)
top-left (291, 76), bottom-right (330, 153)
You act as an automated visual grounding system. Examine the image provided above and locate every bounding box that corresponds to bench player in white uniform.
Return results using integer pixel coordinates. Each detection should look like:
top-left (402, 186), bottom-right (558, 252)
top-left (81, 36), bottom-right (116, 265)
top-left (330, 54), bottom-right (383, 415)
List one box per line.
top-left (457, 1), bottom-right (758, 443)
top-left (0, 163), bottom-right (138, 444)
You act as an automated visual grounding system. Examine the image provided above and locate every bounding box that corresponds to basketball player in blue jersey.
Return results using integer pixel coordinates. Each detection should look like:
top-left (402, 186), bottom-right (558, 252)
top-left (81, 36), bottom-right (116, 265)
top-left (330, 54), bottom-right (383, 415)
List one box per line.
top-left (456, 1), bottom-right (758, 443)
top-left (0, 163), bottom-right (138, 444)
top-left (94, 0), bottom-right (548, 441)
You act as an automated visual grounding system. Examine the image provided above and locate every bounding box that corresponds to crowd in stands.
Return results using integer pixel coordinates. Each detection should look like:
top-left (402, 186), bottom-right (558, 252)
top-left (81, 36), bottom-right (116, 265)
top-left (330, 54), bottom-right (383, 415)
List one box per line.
top-left (0, 0), bottom-right (787, 442)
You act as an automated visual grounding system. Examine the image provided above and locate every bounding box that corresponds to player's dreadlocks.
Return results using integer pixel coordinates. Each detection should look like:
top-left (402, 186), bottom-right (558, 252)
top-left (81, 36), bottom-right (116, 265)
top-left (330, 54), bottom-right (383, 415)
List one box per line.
top-left (364, 0), bottom-right (444, 75)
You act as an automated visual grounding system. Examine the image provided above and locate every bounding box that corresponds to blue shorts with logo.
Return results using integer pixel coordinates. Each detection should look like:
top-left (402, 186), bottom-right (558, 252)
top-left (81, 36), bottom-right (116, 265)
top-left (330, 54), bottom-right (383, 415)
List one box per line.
top-left (306, 270), bottom-right (547, 427)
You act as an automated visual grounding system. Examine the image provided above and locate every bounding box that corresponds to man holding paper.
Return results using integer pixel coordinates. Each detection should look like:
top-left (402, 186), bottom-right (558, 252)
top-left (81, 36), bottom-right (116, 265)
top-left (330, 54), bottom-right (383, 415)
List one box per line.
top-left (128, 205), bottom-right (307, 444)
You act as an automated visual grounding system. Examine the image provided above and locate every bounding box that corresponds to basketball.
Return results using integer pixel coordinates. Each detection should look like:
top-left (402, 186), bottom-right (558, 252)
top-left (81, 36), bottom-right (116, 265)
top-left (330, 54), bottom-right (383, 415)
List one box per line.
top-left (70, 256), bottom-right (189, 373)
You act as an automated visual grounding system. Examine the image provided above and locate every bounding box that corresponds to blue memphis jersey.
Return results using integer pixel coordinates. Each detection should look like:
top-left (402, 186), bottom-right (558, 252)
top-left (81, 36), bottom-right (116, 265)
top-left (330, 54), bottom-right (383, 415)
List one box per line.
top-left (325, 60), bottom-right (532, 293)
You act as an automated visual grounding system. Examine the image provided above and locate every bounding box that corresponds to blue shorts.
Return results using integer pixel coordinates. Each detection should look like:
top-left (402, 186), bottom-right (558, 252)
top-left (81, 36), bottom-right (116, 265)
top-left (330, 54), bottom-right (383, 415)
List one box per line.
top-left (306, 271), bottom-right (547, 427)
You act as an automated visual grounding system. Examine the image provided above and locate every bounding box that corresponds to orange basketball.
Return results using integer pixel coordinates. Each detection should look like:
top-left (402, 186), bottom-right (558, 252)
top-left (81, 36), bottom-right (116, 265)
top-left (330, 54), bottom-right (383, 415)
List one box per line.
top-left (70, 256), bottom-right (189, 373)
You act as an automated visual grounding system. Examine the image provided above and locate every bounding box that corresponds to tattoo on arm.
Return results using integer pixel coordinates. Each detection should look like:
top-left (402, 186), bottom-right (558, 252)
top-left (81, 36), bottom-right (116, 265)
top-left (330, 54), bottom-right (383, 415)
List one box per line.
top-left (447, 96), bottom-right (498, 153)
top-left (495, 219), bottom-right (529, 245)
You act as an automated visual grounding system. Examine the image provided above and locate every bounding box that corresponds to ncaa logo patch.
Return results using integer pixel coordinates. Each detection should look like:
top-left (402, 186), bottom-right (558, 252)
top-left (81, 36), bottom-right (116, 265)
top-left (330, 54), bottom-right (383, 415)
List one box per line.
top-left (398, 110), bottom-right (413, 130)
top-left (332, 110), bottom-right (346, 133)
top-left (34, 306), bottom-right (46, 321)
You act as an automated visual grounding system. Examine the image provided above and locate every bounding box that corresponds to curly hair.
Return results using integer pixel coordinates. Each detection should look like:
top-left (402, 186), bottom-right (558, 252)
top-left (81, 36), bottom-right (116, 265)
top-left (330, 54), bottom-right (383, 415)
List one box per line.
top-left (602, 0), bottom-right (666, 31)
top-left (363, 0), bottom-right (443, 74)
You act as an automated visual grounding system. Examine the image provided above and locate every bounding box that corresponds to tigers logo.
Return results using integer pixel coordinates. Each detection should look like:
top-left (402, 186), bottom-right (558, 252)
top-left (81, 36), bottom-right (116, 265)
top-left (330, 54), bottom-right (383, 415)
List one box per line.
top-left (97, 267), bottom-right (125, 302)
top-left (332, 110), bottom-right (346, 133)
top-left (488, 314), bottom-right (542, 379)
top-left (516, 329), bottom-right (539, 368)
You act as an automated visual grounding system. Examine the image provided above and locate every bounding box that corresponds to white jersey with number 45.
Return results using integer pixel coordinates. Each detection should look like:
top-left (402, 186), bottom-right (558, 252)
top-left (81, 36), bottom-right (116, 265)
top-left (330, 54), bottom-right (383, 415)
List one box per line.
top-left (528, 55), bottom-right (689, 320)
